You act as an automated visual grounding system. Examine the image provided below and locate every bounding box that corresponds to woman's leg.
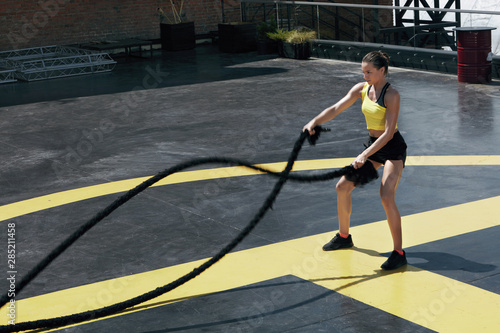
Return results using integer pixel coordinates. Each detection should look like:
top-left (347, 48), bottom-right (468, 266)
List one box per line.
top-left (379, 160), bottom-right (404, 251)
top-left (335, 176), bottom-right (356, 235)
top-left (336, 159), bottom-right (382, 234)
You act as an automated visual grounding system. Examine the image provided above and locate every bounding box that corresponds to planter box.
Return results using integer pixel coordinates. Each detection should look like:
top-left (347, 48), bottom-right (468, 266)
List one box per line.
top-left (257, 39), bottom-right (278, 55)
top-left (218, 23), bottom-right (257, 53)
top-left (279, 42), bottom-right (311, 60)
top-left (160, 22), bottom-right (195, 51)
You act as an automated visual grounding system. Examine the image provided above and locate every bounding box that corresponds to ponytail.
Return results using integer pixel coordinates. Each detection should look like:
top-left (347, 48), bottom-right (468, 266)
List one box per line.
top-left (363, 51), bottom-right (390, 76)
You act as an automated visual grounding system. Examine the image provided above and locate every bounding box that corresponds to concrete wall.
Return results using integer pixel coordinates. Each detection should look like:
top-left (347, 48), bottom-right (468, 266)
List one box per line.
top-left (312, 39), bottom-right (500, 80)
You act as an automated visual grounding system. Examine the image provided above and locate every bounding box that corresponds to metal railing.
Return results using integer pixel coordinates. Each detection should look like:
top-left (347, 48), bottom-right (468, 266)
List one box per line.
top-left (241, 0), bottom-right (500, 50)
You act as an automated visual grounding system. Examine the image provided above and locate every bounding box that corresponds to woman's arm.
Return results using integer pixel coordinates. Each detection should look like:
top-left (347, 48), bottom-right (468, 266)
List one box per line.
top-left (352, 87), bottom-right (401, 168)
top-left (303, 82), bottom-right (365, 135)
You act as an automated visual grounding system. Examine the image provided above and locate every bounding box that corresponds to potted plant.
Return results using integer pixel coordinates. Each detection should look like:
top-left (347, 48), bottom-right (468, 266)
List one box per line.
top-left (267, 28), bottom-right (317, 59)
top-left (158, 2), bottom-right (195, 51)
top-left (257, 16), bottom-right (278, 55)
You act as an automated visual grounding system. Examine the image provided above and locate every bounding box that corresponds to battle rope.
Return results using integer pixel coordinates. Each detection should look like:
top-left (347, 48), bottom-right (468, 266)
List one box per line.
top-left (0, 127), bottom-right (377, 332)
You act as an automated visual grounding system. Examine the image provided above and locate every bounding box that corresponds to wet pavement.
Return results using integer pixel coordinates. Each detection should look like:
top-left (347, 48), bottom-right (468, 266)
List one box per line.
top-left (0, 44), bottom-right (499, 332)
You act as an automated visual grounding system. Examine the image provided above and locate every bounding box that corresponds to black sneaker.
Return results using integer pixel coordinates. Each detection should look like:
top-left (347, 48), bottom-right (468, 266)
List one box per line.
top-left (381, 250), bottom-right (407, 270)
top-left (322, 233), bottom-right (353, 251)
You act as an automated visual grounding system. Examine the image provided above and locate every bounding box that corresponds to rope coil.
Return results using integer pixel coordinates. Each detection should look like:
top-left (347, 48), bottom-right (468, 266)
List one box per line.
top-left (0, 127), bottom-right (377, 332)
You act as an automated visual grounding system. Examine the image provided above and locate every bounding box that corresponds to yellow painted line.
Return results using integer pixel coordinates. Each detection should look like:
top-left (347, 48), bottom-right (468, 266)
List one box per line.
top-left (405, 155), bottom-right (500, 166)
top-left (0, 158), bottom-right (348, 223)
top-left (1, 155), bottom-right (499, 330)
top-left (3, 195), bottom-right (500, 332)
top-left (1, 155), bottom-right (499, 222)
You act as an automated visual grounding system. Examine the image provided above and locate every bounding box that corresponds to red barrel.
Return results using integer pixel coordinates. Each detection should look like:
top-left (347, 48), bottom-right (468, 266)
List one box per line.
top-left (454, 27), bottom-right (496, 83)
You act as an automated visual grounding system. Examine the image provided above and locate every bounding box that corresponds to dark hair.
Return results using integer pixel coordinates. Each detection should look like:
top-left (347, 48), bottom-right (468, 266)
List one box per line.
top-left (363, 51), bottom-right (390, 76)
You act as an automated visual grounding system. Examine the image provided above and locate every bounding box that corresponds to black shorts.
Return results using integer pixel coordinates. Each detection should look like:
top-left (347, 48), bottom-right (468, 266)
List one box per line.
top-left (344, 131), bottom-right (407, 185)
top-left (365, 131), bottom-right (407, 167)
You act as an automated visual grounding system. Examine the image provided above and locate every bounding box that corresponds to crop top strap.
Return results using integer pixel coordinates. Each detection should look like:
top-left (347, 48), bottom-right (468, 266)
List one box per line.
top-left (367, 82), bottom-right (391, 108)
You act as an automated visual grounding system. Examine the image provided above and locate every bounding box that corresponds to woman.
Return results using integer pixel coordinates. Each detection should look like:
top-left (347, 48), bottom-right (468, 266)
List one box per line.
top-left (303, 51), bottom-right (407, 270)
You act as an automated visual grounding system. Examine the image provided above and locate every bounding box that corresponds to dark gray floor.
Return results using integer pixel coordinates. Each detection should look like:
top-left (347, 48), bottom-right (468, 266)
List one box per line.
top-left (0, 44), bottom-right (499, 332)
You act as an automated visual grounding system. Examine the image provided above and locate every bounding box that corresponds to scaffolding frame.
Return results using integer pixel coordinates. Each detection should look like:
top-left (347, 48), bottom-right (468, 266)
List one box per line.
top-left (0, 69), bottom-right (17, 84)
top-left (0, 45), bottom-right (116, 82)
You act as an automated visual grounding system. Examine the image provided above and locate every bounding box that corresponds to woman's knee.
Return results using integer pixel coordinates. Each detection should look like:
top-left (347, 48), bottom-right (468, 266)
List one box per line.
top-left (380, 186), bottom-right (396, 205)
top-left (336, 177), bottom-right (355, 194)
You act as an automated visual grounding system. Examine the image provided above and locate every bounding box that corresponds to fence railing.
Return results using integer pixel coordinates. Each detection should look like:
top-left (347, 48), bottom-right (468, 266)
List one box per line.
top-left (241, 0), bottom-right (500, 50)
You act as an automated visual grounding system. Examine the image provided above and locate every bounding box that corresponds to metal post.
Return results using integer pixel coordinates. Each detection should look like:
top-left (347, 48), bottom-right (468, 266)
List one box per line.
top-left (372, 0), bottom-right (379, 43)
top-left (335, 6), bottom-right (339, 40)
top-left (240, 0), bottom-right (243, 22)
top-left (362, 8), bottom-right (365, 43)
top-left (276, 3), bottom-right (280, 29)
top-left (221, 0), bottom-right (225, 23)
top-left (316, 5), bottom-right (320, 38)
top-left (415, 0), bottom-right (420, 26)
top-left (311, 4), bottom-right (315, 30)
top-left (287, 4), bottom-right (291, 30)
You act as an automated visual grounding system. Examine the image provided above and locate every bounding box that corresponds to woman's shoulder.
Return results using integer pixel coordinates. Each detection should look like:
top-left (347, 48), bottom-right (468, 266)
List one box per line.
top-left (386, 84), bottom-right (400, 99)
top-left (384, 84), bottom-right (400, 107)
top-left (352, 82), bottom-right (367, 93)
top-left (356, 81), bottom-right (368, 89)
top-left (346, 82), bottom-right (367, 100)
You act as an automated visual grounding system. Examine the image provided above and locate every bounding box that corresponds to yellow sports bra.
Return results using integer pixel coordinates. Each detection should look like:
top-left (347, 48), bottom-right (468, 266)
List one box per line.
top-left (361, 82), bottom-right (397, 131)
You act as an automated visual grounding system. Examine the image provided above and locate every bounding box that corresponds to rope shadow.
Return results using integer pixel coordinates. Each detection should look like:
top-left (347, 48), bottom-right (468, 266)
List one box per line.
top-left (136, 271), bottom-right (392, 333)
top-left (132, 249), bottom-right (407, 332)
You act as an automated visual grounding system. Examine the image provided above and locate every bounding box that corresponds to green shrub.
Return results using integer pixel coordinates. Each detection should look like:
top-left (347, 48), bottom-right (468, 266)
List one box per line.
top-left (266, 28), bottom-right (317, 43)
top-left (257, 16), bottom-right (278, 40)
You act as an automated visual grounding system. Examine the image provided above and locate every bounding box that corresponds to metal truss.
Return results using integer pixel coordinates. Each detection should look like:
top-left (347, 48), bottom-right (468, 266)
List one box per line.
top-left (0, 45), bottom-right (116, 82)
top-left (0, 69), bottom-right (17, 84)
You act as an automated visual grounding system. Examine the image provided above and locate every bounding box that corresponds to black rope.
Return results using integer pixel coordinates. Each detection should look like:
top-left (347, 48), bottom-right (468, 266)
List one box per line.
top-left (0, 127), bottom-right (377, 332)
